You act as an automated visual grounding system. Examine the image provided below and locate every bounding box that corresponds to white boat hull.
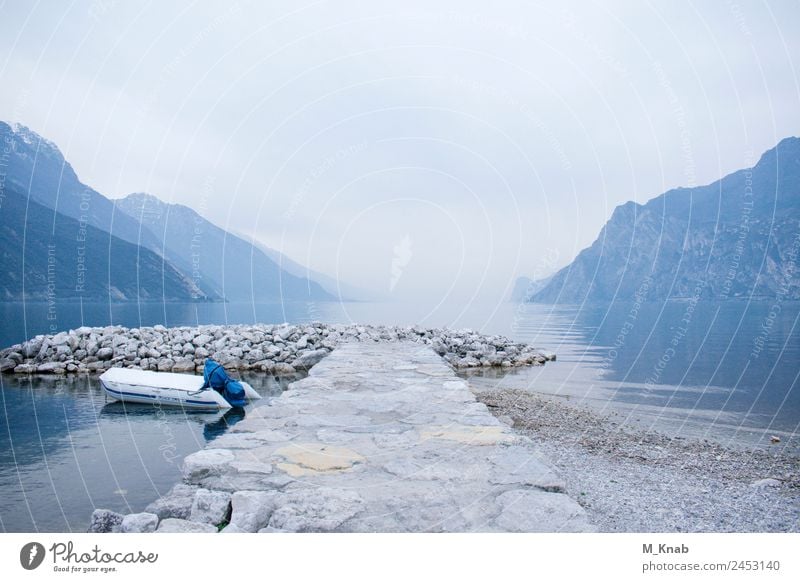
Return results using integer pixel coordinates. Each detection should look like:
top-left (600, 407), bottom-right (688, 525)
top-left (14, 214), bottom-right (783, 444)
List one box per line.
top-left (99, 368), bottom-right (261, 410)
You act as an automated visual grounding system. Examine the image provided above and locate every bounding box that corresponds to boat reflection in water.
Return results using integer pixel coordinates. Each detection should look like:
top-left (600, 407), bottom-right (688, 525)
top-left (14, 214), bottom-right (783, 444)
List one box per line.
top-left (203, 408), bottom-right (247, 441)
top-left (98, 400), bottom-right (248, 442)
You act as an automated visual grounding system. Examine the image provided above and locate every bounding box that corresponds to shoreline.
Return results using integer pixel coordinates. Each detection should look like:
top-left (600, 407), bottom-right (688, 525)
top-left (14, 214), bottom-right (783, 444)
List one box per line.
top-left (0, 323), bottom-right (555, 376)
top-left (477, 388), bottom-right (800, 532)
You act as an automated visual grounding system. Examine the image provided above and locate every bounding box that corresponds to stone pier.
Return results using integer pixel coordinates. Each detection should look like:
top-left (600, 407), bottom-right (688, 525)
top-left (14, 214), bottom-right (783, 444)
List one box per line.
top-left (151, 342), bottom-right (593, 532)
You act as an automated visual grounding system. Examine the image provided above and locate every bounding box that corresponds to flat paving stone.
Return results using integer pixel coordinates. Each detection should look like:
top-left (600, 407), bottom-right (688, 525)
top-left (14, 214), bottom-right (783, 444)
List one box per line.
top-left (175, 342), bottom-right (594, 532)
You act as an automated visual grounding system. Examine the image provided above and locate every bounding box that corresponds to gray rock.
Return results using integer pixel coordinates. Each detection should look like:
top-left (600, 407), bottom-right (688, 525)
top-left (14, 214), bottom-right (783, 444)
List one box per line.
top-left (88, 509), bottom-right (124, 533)
top-left (190, 489), bottom-right (232, 525)
top-left (0, 358), bottom-right (16, 373)
top-left (462, 356), bottom-right (480, 367)
top-left (193, 333), bottom-right (212, 346)
top-left (230, 490), bottom-right (278, 533)
top-left (751, 478), bottom-right (782, 488)
top-left (37, 362), bottom-right (66, 374)
top-left (182, 449), bottom-right (235, 483)
top-left (96, 347), bottom-right (114, 361)
top-left (272, 363), bottom-right (296, 375)
top-left (36, 340), bottom-right (51, 360)
top-left (156, 518), bottom-right (217, 533)
top-left (86, 341), bottom-right (99, 356)
top-left (23, 338), bottom-right (43, 358)
top-left (268, 488), bottom-right (364, 533)
top-left (171, 359), bottom-right (195, 373)
top-left (293, 349), bottom-right (328, 370)
top-left (219, 523), bottom-right (246, 533)
top-left (157, 358), bottom-right (175, 371)
top-left (145, 484), bottom-right (198, 520)
top-left (120, 512), bottom-right (159, 533)
top-left (494, 489), bottom-right (594, 532)
top-left (488, 447), bottom-right (566, 492)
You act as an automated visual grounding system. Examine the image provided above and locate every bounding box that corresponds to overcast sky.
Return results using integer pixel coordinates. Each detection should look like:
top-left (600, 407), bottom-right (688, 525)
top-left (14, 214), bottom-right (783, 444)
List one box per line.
top-left (1, 0), bottom-right (799, 305)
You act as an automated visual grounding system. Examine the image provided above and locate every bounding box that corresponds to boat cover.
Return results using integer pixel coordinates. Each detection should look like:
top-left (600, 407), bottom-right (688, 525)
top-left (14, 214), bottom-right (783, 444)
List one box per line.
top-left (203, 359), bottom-right (247, 407)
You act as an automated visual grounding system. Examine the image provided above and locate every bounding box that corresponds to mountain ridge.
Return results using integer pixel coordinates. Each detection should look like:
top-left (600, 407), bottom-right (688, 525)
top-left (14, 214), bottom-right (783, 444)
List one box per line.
top-left (532, 136), bottom-right (800, 303)
top-left (0, 121), bottom-right (339, 303)
top-left (0, 182), bottom-right (208, 301)
top-left (116, 192), bottom-right (335, 302)
top-left (0, 121), bottom-right (166, 255)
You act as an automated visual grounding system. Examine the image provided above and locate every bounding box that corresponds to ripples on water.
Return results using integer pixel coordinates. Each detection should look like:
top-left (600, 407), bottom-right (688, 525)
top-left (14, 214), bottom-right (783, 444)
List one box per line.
top-left (467, 301), bottom-right (800, 450)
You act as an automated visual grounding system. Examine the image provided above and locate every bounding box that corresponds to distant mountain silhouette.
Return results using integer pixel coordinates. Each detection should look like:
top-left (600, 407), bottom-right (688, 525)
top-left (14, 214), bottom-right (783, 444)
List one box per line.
top-left (0, 121), bottom-right (341, 303)
top-left (533, 137), bottom-right (800, 303)
top-left (116, 193), bottom-right (334, 302)
top-left (252, 240), bottom-right (375, 301)
top-left (510, 275), bottom-right (552, 302)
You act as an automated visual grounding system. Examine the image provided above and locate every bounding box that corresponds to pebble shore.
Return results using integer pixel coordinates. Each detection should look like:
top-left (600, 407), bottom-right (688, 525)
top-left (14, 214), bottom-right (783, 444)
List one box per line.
top-left (478, 388), bottom-right (800, 532)
top-left (0, 323), bottom-right (554, 376)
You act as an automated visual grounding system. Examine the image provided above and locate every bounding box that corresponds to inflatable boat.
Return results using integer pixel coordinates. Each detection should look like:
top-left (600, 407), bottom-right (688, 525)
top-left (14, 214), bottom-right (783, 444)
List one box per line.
top-left (99, 360), bottom-right (261, 410)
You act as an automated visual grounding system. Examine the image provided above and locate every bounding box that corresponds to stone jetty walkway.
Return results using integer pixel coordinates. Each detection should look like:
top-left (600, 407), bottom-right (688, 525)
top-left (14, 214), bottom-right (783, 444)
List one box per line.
top-left (137, 342), bottom-right (593, 533)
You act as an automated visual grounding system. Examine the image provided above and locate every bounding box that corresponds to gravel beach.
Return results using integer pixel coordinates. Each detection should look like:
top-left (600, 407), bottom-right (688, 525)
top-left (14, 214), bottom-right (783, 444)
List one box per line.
top-left (476, 388), bottom-right (800, 532)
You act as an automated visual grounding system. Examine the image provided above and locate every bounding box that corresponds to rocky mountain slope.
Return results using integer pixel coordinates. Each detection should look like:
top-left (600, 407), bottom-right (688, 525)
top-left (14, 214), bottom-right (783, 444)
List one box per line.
top-left (0, 122), bottom-right (162, 252)
top-left (116, 193), bottom-right (333, 302)
top-left (533, 137), bottom-right (800, 303)
top-left (0, 183), bottom-right (208, 301)
top-left (0, 121), bottom-right (339, 303)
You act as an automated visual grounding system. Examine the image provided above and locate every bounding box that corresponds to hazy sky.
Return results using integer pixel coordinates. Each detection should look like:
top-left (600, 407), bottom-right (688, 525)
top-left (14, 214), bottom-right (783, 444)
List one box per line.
top-left (2, 0), bottom-right (799, 305)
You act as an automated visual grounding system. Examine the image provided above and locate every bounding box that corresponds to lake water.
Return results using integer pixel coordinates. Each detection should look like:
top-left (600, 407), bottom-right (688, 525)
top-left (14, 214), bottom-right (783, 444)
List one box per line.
top-left (1, 299), bottom-right (798, 532)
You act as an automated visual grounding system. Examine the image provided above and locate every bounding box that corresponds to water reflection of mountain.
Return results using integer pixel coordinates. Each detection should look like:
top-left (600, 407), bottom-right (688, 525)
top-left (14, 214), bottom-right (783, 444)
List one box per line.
top-left (0, 374), bottom-right (104, 469)
top-left (566, 301), bottom-right (800, 426)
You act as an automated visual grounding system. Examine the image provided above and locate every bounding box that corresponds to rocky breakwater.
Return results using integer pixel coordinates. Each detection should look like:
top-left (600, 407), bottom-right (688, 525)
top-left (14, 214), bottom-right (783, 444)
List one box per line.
top-left (0, 323), bottom-right (555, 376)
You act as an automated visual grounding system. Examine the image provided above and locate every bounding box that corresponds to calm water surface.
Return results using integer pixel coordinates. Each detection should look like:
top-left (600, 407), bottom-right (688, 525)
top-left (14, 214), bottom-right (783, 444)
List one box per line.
top-left (1, 299), bottom-right (797, 531)
top-left (0, 372), bottom-right (296, 532)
